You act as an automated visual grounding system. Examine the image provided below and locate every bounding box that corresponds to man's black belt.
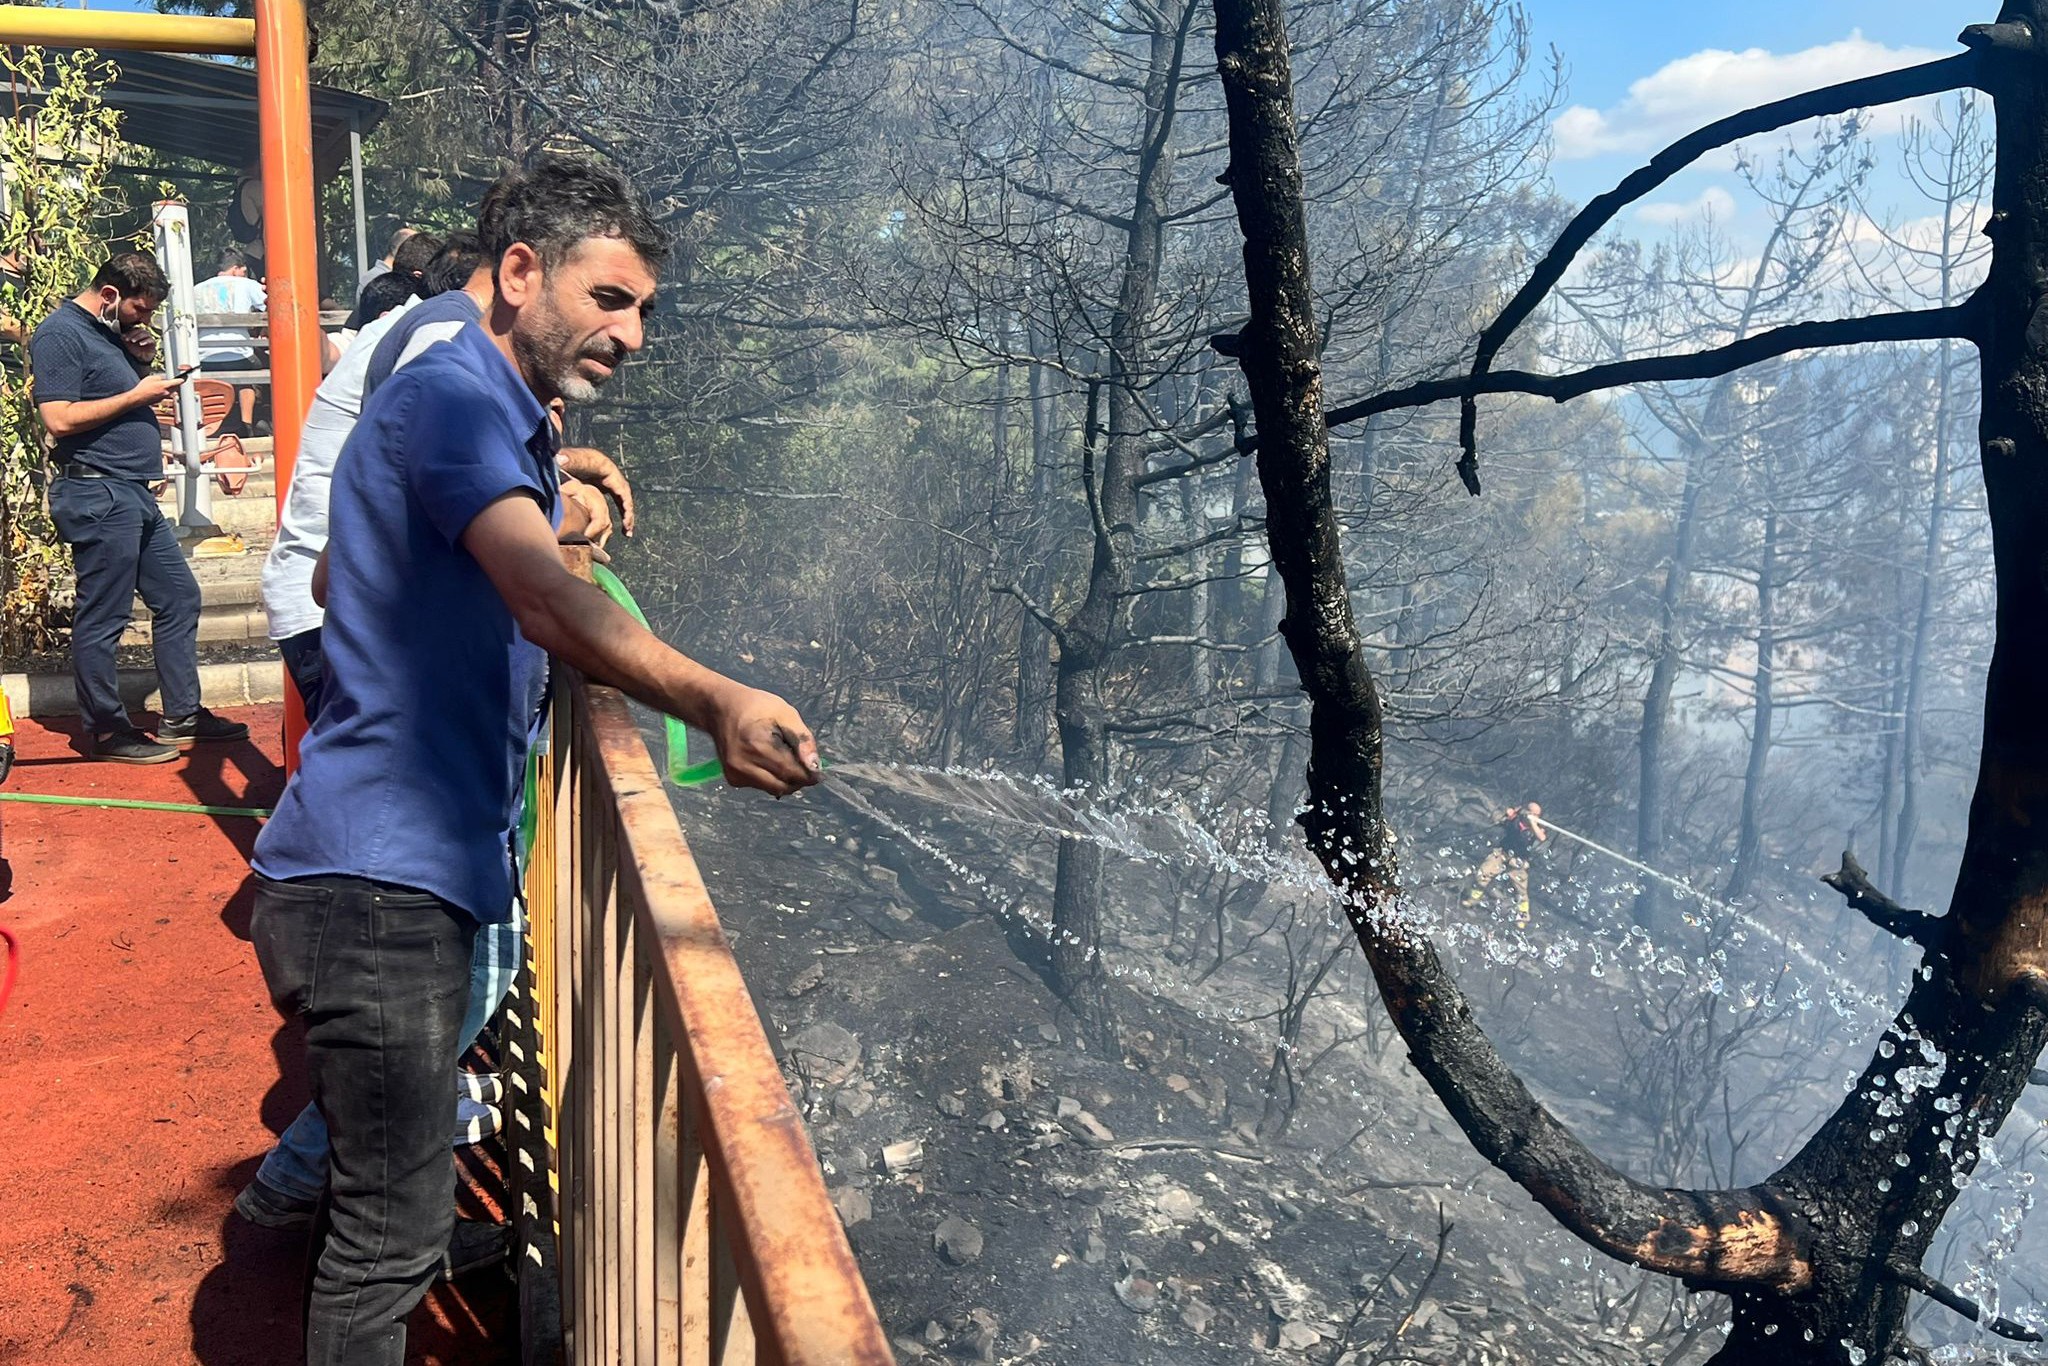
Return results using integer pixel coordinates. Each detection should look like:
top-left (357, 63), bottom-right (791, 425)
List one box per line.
top-left (55, 463), bottom-right (131, 481)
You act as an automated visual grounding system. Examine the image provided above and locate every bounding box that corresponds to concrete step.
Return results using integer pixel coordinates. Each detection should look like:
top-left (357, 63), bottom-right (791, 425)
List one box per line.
top-left (122, 601), bottom-right (270, 648)
top-left (158, 488), bottom-right (278, 537)
top-left (4, 656), bottom-right (286, 718)
top-left (114, 547), bottom-right (271, 647)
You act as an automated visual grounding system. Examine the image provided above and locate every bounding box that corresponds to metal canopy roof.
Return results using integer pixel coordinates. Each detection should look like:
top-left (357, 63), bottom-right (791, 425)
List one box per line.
top-left (26, 48), bottom-right (386, 183)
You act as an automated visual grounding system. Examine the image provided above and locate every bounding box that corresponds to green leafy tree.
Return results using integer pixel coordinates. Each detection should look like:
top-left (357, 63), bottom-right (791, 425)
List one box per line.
top-left (0, 46), bottom-right (132, 653)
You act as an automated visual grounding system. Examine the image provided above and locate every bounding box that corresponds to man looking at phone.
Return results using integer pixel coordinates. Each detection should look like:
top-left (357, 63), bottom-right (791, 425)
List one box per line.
top-left (31, 251), bottom-right (248, 763)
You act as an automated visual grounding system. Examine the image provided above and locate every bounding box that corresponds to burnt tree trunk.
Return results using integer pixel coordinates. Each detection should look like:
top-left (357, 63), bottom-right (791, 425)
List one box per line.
top-left (1728, 16), bottom-right (2048, 1360)
top-left (473, 0), bottom-right (538, 159)
top-left (1015, 71), bottom-right (1063, 775)
top-left (1634, 433), bottom-right (1707, 928)
top-left (1216, 3), bottom-right (2048, 1361)
top-left (1014, 351), bottom-right (1057, 771)
top-left (1045, 0), bottom-right (1197, 1035)
top-left (1727, 499), bottom-right (1779, 901)
top-left (1890, 332), bottom-right (1962, 896)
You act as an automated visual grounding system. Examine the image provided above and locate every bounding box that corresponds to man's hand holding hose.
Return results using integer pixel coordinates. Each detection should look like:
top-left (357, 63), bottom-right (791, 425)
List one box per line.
top-left (700, 679), bottom-right (818, 795)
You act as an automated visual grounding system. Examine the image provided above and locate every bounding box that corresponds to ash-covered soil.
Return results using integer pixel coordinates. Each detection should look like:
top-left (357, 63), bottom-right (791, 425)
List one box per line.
top-left (675, 779), bottom-right (1734, 1366)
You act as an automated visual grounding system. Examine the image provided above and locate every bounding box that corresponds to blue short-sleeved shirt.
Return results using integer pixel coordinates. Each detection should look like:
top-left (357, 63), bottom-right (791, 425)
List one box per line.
top-left (29, 301), bottom-right (164, 480)
top-left (252, 321), bottom-right (560, 922)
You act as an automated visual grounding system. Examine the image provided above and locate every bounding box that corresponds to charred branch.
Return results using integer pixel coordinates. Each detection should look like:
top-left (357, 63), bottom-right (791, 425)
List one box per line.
top-left (995, 583), bottom-right (1069, 649)
top-left (1960, 18), bottom-right (2039, 58)
top-left (1134, 516), bottom-right (1262, 562)
top-left (1311, 48), bottom-right (1985, 493)
top-left (1132, 443), bottom-right (1245, 489)
top-left (429, 12), bottom-right (625, 163)
top-left (1322, 302), bottom-right (1984, 469)
top-left (1465, 51), bottom-right (1982, 379)
top-left (1886, 1261), bottom-right (2044, 1342)
top-left (1821, 850), bottom-right (1947, 948)
top-left (1079, 377), bottom-right (1112, 552)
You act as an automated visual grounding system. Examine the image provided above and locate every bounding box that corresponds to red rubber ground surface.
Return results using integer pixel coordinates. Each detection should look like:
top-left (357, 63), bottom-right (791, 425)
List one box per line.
top-left (0, 706), bottom-right (514, 1365)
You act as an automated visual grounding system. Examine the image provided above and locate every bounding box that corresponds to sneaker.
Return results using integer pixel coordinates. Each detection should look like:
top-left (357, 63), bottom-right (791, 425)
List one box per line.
top-left (158, 708), bottom-right (251, 747)
top-left (89, 728), bottom-right (179, 765)
top-left (437, 1219), bottom-right (510, 1281)
top-left (233, 1176), bottom-right (318, 1230)
top-left (455, 1096), bottom-right (503, 1147)
top-left (457, 1070), bottom-right (504, 1106)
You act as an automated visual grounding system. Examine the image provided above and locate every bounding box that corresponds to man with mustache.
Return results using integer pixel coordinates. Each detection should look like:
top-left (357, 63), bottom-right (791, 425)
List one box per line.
top-left (247, 157), bottom-right (820, 1364)
top-left (239, 234), bottom-right (632, 1239)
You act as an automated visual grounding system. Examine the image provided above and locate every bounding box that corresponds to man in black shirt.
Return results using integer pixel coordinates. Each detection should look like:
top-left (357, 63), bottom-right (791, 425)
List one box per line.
top-left (31, 251), bottom-right (249, 762)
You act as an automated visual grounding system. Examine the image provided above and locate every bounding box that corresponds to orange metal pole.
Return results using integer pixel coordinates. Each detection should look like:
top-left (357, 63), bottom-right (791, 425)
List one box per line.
top-left (256, 0), bottom-right (320, 770)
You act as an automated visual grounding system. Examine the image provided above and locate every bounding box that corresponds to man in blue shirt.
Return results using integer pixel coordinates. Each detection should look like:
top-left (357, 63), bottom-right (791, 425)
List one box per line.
top-left (248, 158), bottom-right (818, 1364)
top-left (31, 252), bottom-right (249, 762)
top-left (237, 231), bottom-right (632, 1236)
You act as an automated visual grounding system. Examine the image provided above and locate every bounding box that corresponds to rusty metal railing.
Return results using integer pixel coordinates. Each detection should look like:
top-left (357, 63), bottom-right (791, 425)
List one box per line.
top-left (520, 663), bottom-right (895, 1365)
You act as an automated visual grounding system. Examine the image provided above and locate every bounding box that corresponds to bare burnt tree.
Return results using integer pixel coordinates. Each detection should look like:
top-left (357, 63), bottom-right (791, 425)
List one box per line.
top-left (872, 0), bottom-right (1556, 1034)
top-left (1551, 139), bottom-right (1871, 918)
top-left (1847, 96), bottom-right (1996, 902)
top-left (1216, 1), bottom-right (2048, 1359)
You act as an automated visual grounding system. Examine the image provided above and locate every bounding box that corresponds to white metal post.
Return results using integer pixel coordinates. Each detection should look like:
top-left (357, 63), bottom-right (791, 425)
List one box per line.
top-left (151, 200), bottom-right (214, 532)
top-left (350, 123), bottom-right (370, 293)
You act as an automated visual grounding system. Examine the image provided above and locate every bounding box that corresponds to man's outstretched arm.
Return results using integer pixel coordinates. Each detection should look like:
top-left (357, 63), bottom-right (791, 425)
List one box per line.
top-left (461, 491), bottom-right (818, 796)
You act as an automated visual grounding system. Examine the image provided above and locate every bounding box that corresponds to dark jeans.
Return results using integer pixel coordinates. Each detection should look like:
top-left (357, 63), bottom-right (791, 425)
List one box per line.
top-left (279, 627), bottom-right (326, 721)
top-left (250, 874), bottom-right (476, 1366)
top-left (49, 476), bottom-right (201, 736)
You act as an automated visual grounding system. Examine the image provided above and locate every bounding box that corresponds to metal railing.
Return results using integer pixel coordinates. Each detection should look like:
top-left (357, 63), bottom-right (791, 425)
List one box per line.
top-left (520, 658), bottom-right (895, 1365)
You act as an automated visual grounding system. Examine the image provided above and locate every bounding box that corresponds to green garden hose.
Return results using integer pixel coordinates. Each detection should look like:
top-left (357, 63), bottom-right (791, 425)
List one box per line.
top-left (0, 791), bottom-right (271, 818)
top-left (590, 563), bottom-right (695, 784)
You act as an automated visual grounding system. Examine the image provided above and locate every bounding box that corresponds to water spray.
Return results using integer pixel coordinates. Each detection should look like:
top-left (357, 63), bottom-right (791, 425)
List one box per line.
top-left (1528, 815), bottom-right (1740, 918)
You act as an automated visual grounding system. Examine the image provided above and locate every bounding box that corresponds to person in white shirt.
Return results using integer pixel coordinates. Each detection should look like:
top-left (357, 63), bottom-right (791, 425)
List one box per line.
top-left (192, 246), bottom-right (267, 434)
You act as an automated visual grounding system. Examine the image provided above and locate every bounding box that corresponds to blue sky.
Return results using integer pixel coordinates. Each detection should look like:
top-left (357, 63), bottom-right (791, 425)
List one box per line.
top-left (1527, 0), bottom-right (1987, 245)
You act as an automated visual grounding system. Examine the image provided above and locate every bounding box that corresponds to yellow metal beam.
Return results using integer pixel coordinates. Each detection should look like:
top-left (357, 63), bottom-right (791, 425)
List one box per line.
top-left (0, 6), bottom-right (255, 57)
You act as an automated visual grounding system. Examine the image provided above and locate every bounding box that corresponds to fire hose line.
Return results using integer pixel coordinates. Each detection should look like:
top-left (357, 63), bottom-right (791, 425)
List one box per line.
top-left (0, 791), bottom-right (273, 818)
top-left (1531, 816), bottom-right (1740, 917)
top-left (1528, 812), bottom-right (1903, 1024)
top-left (586, 566), bottom-right (802, 788)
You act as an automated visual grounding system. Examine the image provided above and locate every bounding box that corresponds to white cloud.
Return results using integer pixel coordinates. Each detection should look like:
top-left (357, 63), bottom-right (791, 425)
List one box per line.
top-left (1553, 32), bottom-right (1950, 162)
top-left (1634, 185), bottom-right (1739, 228)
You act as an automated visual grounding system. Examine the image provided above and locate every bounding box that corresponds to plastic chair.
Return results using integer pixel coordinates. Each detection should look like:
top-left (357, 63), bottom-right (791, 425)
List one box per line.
top-left (153, 379), bottom-right (261, 495)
